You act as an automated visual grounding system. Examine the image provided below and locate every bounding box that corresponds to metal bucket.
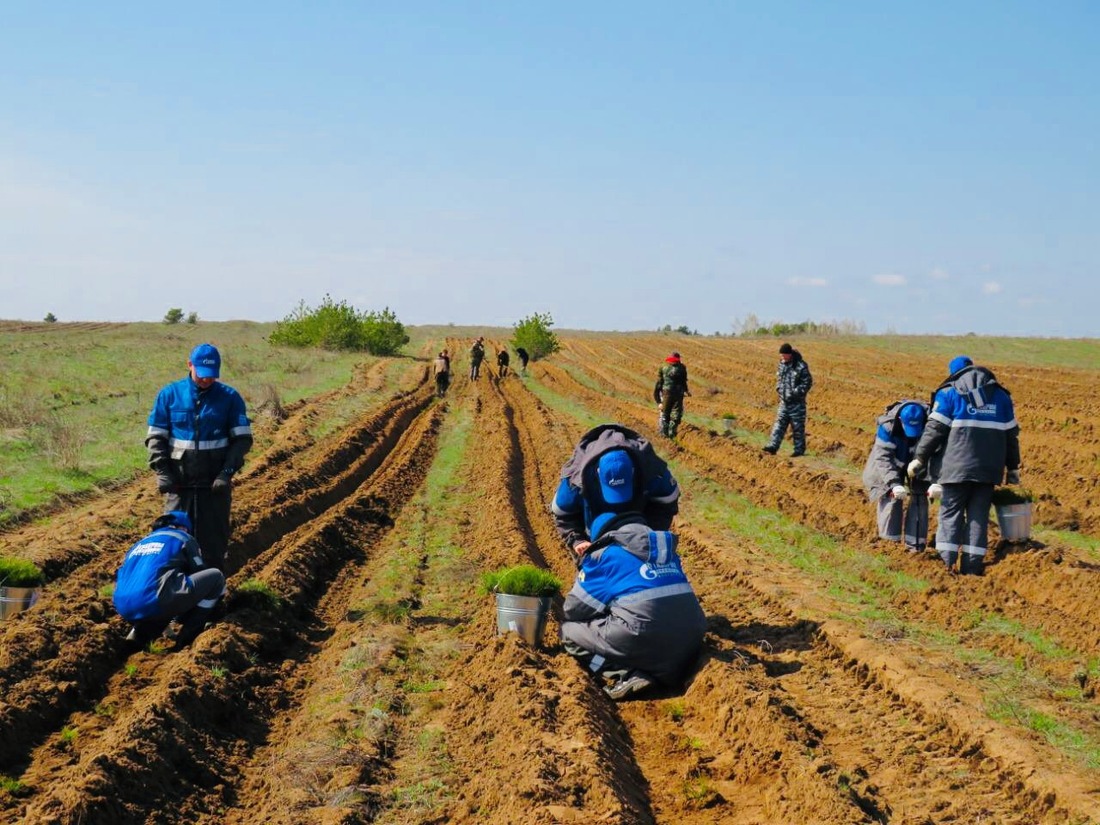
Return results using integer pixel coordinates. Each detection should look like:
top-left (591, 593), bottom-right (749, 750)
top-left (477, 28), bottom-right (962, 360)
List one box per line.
top-left (995, 502), bottom-right (1033, 543)
top-left (495, 593), bottom-right (552, 648)
top-left (0, 586), bottom-right (41, 621)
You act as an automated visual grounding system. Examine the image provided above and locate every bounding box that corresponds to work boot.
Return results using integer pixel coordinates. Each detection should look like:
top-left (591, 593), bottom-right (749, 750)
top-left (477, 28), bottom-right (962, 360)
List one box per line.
top-left (762, 445), bottom-right (778, 455)
top-left (604, 670), bottom-right (655, 701)
top-left (791, 450), bottom-right (805, 457)
top-left (959, 552), bottom-right (985, 576)
top-left (939, 550), bottom-right (958, 573)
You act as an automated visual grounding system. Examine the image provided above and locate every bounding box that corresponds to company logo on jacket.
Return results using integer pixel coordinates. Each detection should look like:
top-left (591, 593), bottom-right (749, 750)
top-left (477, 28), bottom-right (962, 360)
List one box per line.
top-left (639, 560), bottom-right (683, 581)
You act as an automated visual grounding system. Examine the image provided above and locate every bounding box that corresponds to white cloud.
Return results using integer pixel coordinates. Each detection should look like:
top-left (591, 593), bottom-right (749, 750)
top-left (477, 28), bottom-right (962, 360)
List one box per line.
top-left (983, 281), bottom-right (1003, 294)
top-left (929, 267), bottom-right (949, 280)
top-left (787, 277), bottom-right (828, 287)
top-left (872, 273), bottom-right (907, 286)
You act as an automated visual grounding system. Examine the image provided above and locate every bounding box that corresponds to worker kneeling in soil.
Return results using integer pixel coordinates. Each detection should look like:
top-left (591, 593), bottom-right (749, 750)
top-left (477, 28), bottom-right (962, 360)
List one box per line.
top-left (114, 511), bottom-right (226, 647)
top-left (561, 510), bottom-right (707, 701)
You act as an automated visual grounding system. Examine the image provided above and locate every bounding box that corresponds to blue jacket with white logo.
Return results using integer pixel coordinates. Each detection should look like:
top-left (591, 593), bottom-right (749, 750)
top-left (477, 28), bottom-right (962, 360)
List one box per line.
top-left (914, 365), bottom-right (1020, 484)
top-left (146, 377), bottom-right (253, 486)
top-left (561, 520), bottom-right (706, 684)
top-left (113, 526), bottom-right (205, 621)
top-left (551, 424), bottom-right (680, 549)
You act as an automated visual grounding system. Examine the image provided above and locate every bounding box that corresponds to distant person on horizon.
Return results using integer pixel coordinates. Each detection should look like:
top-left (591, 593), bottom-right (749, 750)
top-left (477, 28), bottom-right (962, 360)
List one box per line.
top-left (433, 349), bottom-right (451, 397)
top-left (907, 356), bottom-right (1021, 576)
top-left (469, 337), bottom-right (486, 381)
top-left (515, 346), bottom-right (530, 375)
top-left (653, 351), bottom-right (690, 438)
top-left (863, 400), bottom-right (933, 553)
top-left (763, 342), bottom-right (813, 457)
top-left (114, 510), bottom-right (225, 647)
top-left (146, 343), bottom-right (252, 572)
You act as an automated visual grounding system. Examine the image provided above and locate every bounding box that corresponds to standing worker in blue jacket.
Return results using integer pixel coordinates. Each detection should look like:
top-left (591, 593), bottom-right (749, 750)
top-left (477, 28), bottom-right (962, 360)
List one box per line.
top-left (146, 343), bottom-right (253, 572)
top-left (551, 424), bottom-right (680, 558)
top-left (114, 510), bottom-right (226, 646)
top-left (561, 510), bottom-right (707, 700)
top-left (907, 356), bottom-right (1022, 575)
top-left (763, 342), bottom-right (813, 457)
top-left (862, 400), bottom-right (933, 553)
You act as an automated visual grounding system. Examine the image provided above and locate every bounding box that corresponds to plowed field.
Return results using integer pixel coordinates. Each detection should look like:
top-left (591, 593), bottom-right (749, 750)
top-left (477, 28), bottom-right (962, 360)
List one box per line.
top-left (2, 333), bottom-right (1099, 824)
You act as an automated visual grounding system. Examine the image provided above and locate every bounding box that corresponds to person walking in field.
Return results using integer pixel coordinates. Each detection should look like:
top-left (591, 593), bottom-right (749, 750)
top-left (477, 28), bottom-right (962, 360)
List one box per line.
top-left (515, 346), bottom-right (530, 375)
top-left (496, 348), bottom-right (510, 378)
top-left (653, 351), bottom-right (690, 438)
top-left (433, 350), bottom-right (451, 398)
top-left (146, 343), bottom-right (252, 572)
top-left (560, 510), bottom-right (707, 700)
top-left (907, 356), bottom-right (1021, 576)
top-left (863, 400), bottom-right (933, 553)
top-left (763, 342), bottom-right (813, 457)
top-left (469, 337), bottom-right (486, 380)
top-left (552, 424), bottom-right (680, 559)
top-left (114, 510), bottom-right (225, 647)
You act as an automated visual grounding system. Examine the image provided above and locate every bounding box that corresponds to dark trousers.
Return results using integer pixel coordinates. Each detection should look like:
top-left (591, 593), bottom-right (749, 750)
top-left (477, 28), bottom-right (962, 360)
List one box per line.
top-left (767, 399), bottom-right (807, 454)
top-left (936, 482), bottom-right (994, 573)
top-left (164, 487), bottom-right (232, 572)
top-left (132, 568), bottom-right (226, 644)
top-left (435, 373), bottom-right (450, 397)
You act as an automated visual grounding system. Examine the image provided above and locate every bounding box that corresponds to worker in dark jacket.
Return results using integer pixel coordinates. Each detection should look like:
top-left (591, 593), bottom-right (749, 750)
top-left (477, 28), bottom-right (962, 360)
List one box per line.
top-left (146, 343), bottom-right (252, 572)
top-left (561, 510), bottom-right (707, 700)
top-left (862, 400), bottom-right (932, 553)
top-left (496, 348), bottom-right (510, 378)
top-left (114, 511), bottom-right (226, 646)
top-left (653, 352), bottom-right (690, 438)
top-left (469, 337), bottom-right (486, 380)
top-left (764, 342), bottom-right (813, 456)
top-left (908, 356), bottom-right (1021, 575)
top-left (551, 424), bottom-right (680, 557)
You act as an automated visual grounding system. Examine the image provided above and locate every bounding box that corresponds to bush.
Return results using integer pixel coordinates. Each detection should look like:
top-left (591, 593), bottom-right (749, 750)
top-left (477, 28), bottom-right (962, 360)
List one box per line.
top-left (0, 557), bottom-right (44, 587)
top-left (163, 308), bottom-right (184, 325)
top-left (185, 312), bottom-right (199, 325)
top-left (511, 312), bottom-right (560, 362)
top-left (480, 564), bottom-right (562, 597)
top-left (43, 312), bottom-right (57, 323)
top-left (269, 296), bottom-right (409, 355)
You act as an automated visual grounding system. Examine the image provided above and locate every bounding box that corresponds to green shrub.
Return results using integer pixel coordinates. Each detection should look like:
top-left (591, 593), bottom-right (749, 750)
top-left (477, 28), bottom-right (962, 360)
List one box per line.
top-left (163, 308), bottom-right (184, 325)
top-left (233, 578), bottom-right (284, 611)
top-left (481, 564), bottom-right (562, 597)
top-left (0, 557), bottom-right (44, 587)
top-left (269, 296), bottom-right (409, 355)
top-left (511, 312), bottom-right (560, 361)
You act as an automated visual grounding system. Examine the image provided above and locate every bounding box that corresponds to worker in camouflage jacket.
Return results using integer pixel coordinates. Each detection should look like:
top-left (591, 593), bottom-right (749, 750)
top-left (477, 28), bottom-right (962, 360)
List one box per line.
top-left (763, 342), bottom-right (813, 457)
top-left (862, 399), bottom-right (933, 553)
top-left (653, 351), bottom-right (690, 438)
top-left (908, 356), bottom-right (1021, 576)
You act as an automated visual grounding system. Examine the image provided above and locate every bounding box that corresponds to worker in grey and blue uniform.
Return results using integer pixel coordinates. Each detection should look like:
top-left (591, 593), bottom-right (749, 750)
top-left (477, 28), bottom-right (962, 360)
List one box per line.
top-left (146, 343), bottom-right (252, 572)
top-left (908, 356), bottom-right (1021, 575)
top-left (862, 400), bottom-right (933, 553)
top-left (763, 342), bottom-right (813, 457)
top-left (114, 511), bottom-right (226, 646)
top-left (551, 424), bottom-right (680, 558)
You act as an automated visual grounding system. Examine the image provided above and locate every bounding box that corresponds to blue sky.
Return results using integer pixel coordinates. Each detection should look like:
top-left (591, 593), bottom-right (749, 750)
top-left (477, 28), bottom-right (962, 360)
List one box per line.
top-left (1, 2), bottom-right (1097, 336)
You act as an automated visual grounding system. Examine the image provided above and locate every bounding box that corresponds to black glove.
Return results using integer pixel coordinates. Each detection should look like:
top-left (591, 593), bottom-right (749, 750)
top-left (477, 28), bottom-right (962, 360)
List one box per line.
top-left (156, 472), bottom-right (180, 494)
top-left (1005, 468), bottom-right (1021, 485)
top-left (211, 469), bottom-right (233, 494)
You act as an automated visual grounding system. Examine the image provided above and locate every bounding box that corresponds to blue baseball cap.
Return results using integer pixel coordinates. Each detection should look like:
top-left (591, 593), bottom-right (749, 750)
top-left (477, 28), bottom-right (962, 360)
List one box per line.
top-left (597, 449), bottom-right (635, 505)
top-left (190, 343), bottom-right (221, 378)
top-left (154, 510), bottom-right (192, 532)
top-left (898, 403), bottom-right (926, 438)
top-left (948, 355), bottom-right (973, 376)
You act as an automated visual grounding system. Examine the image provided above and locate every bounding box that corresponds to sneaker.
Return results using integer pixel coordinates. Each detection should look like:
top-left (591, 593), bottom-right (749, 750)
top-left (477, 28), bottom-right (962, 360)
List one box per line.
top-left (762, 445), bottom-right (778, 455)
top-left (604, 670), bottom-right (655, 701)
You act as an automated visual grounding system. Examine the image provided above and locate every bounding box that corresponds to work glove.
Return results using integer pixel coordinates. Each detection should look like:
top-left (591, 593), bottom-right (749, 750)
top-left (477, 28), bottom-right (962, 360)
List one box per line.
top-left (891, 485), bottom-right (909, 502)
top-left (906, 459), bottom-right (923, 481)
top-left (156, 472), bottom-right (180, 494)
top-left (211, 469), bottom-right (233, 494)
top-left (1005, 468), bottom-right (1021, 485)
top-left (927, 483), bottom-right (944, 501)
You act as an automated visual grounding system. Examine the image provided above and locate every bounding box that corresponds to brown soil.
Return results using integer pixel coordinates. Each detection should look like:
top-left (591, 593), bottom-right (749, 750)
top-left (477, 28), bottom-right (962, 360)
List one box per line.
top-left (1, 334), bottom-right (1099, 824)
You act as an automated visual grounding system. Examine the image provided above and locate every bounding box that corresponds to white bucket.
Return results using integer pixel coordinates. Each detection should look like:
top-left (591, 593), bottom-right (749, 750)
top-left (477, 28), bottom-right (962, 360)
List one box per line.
top-left (0, 586), bottom-right (40, 621)
top-left (995, 502), bottom-right (1033, 543)
top-left (495, 593), bottom-right (552, 648)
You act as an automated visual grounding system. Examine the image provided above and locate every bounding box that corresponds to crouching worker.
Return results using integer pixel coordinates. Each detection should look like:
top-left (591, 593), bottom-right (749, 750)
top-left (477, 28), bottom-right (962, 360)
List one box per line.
top-left (113, 511), bottom-right (226, 647)
top-left (561, 511), bottom-right (707, 701)
top-left (862, 400), bottom-right (932, 553)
